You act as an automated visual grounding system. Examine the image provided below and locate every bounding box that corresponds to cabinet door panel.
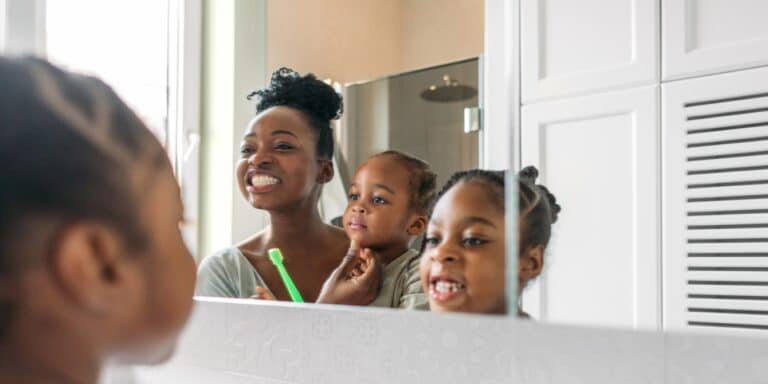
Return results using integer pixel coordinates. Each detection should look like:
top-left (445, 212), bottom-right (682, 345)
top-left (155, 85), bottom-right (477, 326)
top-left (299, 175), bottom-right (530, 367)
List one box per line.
top-left (521, 0), bottom-right (658, 102)
top-left (663, 0), bottom-right (768, 80)
top-left (521, 86), bottom-right (660, 329)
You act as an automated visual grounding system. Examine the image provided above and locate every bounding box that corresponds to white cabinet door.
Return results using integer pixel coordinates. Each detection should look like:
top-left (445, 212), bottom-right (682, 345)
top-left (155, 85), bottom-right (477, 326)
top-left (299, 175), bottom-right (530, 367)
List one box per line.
top-left (520, 0), bottom-right (658, 103)
top-left (520, 86), bottom-right (660, 330)
top-left (662, 0), bottom-right (768, 81)
top-left (663, 66), bottom-right (768, 336)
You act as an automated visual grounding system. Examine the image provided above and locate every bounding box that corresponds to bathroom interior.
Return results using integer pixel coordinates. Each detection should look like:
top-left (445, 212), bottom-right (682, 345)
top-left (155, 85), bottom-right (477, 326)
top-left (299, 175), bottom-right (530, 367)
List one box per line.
top-left (2, 0), bottom-right (768, 383)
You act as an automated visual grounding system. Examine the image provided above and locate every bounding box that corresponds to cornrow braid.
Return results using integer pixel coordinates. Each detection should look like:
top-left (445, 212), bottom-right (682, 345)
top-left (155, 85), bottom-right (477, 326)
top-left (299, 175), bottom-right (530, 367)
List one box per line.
top-left (371, 150), bottom-right (437, 214)
top-left (517, 166), bottom-right (561, 252)
top-left (429, 167), bottom-right (561, 252)
top-left (0, 57), bottom-right (168, 339)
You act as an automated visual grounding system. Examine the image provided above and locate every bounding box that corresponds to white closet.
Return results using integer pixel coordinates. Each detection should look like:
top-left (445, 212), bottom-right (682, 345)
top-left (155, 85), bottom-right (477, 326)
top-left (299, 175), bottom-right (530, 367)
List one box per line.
top-left (663, 66), bottom-right (768, 335)
top-left (512, 0), bottom-right (768, 332)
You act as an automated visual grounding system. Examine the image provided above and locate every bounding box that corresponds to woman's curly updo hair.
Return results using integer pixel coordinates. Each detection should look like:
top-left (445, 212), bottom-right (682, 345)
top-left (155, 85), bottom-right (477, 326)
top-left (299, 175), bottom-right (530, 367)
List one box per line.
top-left (247, 67), bottom-right (343, 160)
top-left (431, 166), bottom-right (561, 252)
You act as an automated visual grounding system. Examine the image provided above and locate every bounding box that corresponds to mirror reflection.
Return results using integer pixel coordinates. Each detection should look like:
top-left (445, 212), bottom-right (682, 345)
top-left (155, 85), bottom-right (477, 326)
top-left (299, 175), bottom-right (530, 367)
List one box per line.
top-left (5, 0), bottom-right (766, 339)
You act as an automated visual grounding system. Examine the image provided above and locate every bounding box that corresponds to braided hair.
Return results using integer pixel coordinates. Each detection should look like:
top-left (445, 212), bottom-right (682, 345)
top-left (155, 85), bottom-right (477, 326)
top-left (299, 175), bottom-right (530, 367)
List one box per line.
top-left (0, 56), bottom-right (167, 338)
top-left (431, 167), bottom-right (561, 252)
top-left (247, 67), bottom-right (343, 160)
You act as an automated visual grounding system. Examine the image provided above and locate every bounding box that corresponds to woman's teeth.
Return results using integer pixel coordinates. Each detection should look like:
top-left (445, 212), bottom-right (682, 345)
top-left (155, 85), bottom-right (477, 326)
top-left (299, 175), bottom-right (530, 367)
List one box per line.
top-left (434, 281), bottom-right (465, 294)
top-left (250, 175), bottom-right (280, 186)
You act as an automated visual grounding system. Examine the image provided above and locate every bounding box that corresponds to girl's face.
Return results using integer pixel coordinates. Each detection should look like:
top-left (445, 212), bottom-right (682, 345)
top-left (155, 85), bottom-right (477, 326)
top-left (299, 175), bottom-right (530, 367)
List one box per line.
top-left (119, 165), bottom-right (196, 362)
top-left (420, 181), bottom-right (507, 314)
top-left (236, 106), bottom-right (332, 211)
top-left (343, 156), bottom-right (423, 249)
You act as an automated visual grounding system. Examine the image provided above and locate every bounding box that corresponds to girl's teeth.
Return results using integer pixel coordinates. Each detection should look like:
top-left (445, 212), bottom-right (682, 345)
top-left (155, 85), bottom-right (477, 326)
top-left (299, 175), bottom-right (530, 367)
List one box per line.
top-left (435, 281), bottom-right (464, 294)
top-left (251, 175), bottom-right (279, 186)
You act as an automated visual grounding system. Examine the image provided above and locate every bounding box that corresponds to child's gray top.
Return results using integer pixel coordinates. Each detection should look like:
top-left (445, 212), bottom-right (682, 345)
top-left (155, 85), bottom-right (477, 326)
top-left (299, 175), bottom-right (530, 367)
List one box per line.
top-left (195, 247), bottom-right (428, 310)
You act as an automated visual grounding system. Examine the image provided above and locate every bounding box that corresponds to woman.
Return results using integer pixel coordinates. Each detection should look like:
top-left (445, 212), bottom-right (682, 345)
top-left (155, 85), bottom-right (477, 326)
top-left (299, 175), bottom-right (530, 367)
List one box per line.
top-left (196, 68), bottom-right (350, 302)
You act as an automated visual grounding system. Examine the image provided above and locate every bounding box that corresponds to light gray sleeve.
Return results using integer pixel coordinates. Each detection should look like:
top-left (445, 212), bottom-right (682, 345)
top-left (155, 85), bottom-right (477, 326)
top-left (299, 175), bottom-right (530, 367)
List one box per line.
top-left (398, 253), bottom-right (429, 310)
top-left (195, 249), bottom-right (240, 298)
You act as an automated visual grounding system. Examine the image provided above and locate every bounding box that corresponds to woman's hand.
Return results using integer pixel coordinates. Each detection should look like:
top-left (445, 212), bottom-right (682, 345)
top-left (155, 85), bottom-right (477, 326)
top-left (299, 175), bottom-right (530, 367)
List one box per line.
top-left (316, 240), bottom-right (382, 305)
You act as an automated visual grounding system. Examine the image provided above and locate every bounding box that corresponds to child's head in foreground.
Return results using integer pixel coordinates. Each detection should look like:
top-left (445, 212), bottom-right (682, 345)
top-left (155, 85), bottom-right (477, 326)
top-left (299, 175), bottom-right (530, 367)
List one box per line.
top-left (343, 151), bottom-right (437, 261)
top-left (419, 167), bottom-right (560, 315)
top-left (0, 57), bottom-right (195, 381)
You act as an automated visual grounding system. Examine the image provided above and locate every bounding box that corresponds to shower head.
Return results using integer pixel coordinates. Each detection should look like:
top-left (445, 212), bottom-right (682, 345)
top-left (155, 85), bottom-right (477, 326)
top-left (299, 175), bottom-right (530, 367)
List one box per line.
top-left (420, 75), bottom-right (477, 102)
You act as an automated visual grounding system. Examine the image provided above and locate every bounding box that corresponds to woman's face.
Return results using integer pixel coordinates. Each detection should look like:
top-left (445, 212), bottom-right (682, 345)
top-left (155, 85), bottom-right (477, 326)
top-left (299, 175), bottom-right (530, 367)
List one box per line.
top-left (236, 106), bottom-right (330, 211)
top-left (420, 181), bottom-right (507, 314)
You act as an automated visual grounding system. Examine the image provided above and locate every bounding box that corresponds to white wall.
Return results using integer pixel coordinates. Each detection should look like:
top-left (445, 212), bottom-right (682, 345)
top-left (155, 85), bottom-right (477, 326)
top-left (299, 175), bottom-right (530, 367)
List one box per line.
top-left (107, 299), bottom-right (768, 384)
top-left (199, 0), bottom-right (269, 258)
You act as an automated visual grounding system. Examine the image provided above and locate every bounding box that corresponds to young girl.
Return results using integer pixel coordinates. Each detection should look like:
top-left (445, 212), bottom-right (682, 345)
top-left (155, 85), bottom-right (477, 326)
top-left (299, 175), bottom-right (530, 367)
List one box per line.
top-left (314, 151), bottom-right (437, 309)
top-left (419, 167), bottom-right (560, 316)
top-left (0, 57), bottom-right (196, 383)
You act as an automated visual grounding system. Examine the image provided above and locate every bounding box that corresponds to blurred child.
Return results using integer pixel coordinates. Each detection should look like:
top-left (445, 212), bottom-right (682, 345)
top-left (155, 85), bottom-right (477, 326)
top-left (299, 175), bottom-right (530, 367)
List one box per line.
top-left (419, 167), bottom-right (560, 316)
top-left (0, 57), bottom-right (196, 383)
top-left (313, 151), bottom-right (437, 309)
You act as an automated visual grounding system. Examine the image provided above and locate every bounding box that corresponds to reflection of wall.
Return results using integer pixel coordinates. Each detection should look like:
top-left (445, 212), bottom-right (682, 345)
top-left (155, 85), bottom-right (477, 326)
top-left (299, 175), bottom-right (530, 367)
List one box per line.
top-left (266, 0), bottom-right (484, 84)
top-left (400, 0), bottom-right (485, 72)
top-left (266, 1), bottom-right (402, 84)
top-left (347, 59), bottom-right (480, 187)
top-left (345, 80), bottom-right (391, 168)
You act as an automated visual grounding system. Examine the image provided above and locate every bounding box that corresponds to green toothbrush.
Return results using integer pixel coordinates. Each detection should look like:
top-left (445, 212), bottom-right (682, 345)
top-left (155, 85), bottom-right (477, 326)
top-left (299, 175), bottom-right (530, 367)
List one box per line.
top-left (268, 248), bottom-right (304, 303)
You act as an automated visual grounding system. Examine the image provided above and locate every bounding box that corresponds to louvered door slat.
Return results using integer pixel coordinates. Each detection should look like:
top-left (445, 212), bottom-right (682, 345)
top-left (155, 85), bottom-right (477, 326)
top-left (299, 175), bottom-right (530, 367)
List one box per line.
top-left (685, 111), bottom-right (768, 132)
top-left (687, 257), bottom-right (768, 267)
top-left (687, 140), bottom-right (768, 158)
top-left (687, 183), bottom-right (768, 198)
top-left (688, 243), bottom-right (767, 254)
top-left (687, 311), bottom-right (768, 325)
top-left (687, 213), bottom-right (768, 226)
top-left (688, 271), bottom-right (768, 282)
top-left (684, 95), bottom-right (768, 117)
top-left (664, 67), bottom-right (768, 334)
top-left (687, 198), bottom-right (768, 212)
top-left (687, 285), bottom-right (768, 296)
top-left (687, 299), bottom-right (768, 312)
top-left (686, 228), bottom-right (768, 240)
top-left (687, 125), bottom-right (768, 146)
top-left (687, 169), bottom-right (768, 185)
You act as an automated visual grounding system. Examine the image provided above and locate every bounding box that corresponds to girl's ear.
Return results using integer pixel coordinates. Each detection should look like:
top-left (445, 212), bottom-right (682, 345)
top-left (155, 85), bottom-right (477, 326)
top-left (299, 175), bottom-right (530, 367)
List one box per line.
top-left (51, 223), bottom-right (131, 314)
top-left (406, 214), bottom-right (428, 236)
top-left (518, 245), bottom-right (544, 283)
top-left (316, 159), bottom-right (334, 184)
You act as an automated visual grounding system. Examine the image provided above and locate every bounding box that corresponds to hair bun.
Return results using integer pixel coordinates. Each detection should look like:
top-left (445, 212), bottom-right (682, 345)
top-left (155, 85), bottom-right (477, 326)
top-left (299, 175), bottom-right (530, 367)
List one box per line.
top-left (517, 166), bottom-right (539, 185)
top-left (537, 185), bottom-right (561, 224)
top-left (247, 67), bottom-right (343, 122)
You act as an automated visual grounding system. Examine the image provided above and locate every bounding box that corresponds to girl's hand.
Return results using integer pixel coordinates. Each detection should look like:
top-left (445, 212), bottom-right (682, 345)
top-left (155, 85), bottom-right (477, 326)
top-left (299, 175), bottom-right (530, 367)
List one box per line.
top-left (250, 287), bottom-right (276, 301)
top-left (316, 240), bottom-right (382, 305)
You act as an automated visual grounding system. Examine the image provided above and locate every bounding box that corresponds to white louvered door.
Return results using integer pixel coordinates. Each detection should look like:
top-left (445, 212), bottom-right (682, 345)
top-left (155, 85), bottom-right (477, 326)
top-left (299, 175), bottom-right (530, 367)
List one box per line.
top-left (663, 66), bottom-right (768, 335)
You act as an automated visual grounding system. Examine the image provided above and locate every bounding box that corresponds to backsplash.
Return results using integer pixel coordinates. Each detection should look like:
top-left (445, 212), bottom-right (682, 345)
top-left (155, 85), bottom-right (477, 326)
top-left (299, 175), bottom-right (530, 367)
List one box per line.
top-left (102, 298), bottom-right (768, 383)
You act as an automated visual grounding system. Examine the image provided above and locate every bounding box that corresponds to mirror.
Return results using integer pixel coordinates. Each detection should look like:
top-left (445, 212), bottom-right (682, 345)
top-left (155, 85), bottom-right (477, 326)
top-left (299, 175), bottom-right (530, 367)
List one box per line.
top-left (194, 0), bottom-right (509, 316)
top-left (188, 0), bottom-right (768, 331)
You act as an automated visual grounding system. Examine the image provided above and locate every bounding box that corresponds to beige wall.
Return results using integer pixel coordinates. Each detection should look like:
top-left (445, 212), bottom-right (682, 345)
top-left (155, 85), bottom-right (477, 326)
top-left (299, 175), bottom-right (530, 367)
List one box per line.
top-left (400, 0), bottom-right (484, 72)
top-left (267, 0), bottom-right (402, 84)
top-left (266, 0), bottom-right (484, 84)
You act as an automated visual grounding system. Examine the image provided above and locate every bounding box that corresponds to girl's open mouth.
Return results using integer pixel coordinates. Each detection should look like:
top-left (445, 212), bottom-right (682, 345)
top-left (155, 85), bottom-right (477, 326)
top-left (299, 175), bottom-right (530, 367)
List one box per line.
top-left (428, 276), bottom-right (467, 303)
